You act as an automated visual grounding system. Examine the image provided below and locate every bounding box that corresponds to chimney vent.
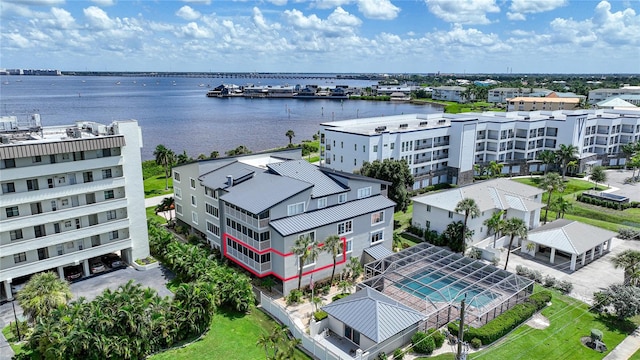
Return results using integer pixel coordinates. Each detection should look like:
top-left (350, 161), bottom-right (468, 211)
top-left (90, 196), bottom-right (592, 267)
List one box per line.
top-left (226, 175), bottom-right (233, 187)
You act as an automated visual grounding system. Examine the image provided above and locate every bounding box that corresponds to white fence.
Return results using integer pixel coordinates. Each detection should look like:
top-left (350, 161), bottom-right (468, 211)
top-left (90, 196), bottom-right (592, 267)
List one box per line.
top-left (260, 292), bottom-right (364, 360)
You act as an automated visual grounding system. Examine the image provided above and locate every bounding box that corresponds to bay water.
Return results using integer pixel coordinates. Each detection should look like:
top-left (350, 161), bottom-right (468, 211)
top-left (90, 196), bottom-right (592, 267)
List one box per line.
top-left (0, 75), bottom-right (441, 160)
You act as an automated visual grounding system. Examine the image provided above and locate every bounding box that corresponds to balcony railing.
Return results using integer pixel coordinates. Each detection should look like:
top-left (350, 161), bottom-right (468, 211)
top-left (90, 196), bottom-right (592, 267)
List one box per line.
top-left (226, 247), bottom-right (271, 274)
top-left (0, 156), bottom-right (123, 182)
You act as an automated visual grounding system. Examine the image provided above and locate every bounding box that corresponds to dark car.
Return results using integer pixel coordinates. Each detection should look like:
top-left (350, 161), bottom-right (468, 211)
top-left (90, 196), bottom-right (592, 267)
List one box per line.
top-left (64, 265), bottom-right (83, 281)
top-left (101, 253), bottom-right (124, 268)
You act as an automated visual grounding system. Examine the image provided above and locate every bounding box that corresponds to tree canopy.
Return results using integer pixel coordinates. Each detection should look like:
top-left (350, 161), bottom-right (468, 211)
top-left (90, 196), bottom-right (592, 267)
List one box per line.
top-left (17, 272), bottom-right (72, 323)
top-left (359, 159), bottom-right (414, 212)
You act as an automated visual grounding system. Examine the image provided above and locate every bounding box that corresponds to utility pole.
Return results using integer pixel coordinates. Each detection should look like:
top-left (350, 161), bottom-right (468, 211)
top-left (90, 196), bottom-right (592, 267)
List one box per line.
top-left (457, 298), bottom-right (466, 360)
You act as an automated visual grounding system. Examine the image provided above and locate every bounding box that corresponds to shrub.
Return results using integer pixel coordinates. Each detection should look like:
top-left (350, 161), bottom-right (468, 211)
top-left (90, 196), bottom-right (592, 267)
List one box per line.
top-left (470, 338), bottom-right (482, 349)
top-left (543, 275), bottom-right (557, 288)
top-left (313, 310), bottom-right (328, 321)
top-left (332, 293), bottom-right (349, 302)
top-left (618, 227), bottom-right (640, 240)
top-left (467, 248), bottom-right (482, 260)
top-left (555, 280), bottom-right (574, 294)
top-left (376, 352), bottom-right (388, 360)
top-left (428, 328), bottom-right (445, 348)
top-left (393, 348), bottom-right (404, 360)
top-left (286, 289), bottom-right (303, 305)
top-left (411, 331), bottom-right (435, 354)
top-left (590, 329), bottom-right (603, 342)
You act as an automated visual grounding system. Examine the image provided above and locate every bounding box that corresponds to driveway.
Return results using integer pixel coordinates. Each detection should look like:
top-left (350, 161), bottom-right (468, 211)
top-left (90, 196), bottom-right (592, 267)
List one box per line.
top-left (0, 265), bottom-right (174, 360)
top-left (597, 169), bottom-right (640, 202)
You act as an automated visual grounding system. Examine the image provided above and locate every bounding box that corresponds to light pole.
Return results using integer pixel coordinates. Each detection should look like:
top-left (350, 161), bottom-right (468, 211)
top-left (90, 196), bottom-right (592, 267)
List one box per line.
top-left (11, 299), bottom-right (21, 341)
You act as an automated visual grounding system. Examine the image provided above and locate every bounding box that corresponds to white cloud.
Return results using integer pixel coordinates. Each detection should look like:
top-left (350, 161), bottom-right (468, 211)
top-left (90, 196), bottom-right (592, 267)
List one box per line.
top-left (283, 7), bottom-right (361, 35)
top-left (5, 32), bottom-right (31, 48)
top-left (267, 0), bottom-right (288, 6)
top-left (45, 7), bottom-right (76, 29)
top-left (177, 22), bottom-right (212, 38)
top-left (83, 6), bottom-right (115, 30)
top-left (508, 0), bottom-right (567, 21)
top-left (91, 0), bottom-right (115, 7)
top-left (592, 0), bottom-right (640, 45)
top-left (252, 7), bottom-right (281, 31)
top-left (176, 6), bottom-right (201, 21)
top-left (357, 0), bottom-right (400, 20)
top-left (181, 0), bottom-right (211, 4)
top-left (312, 0), bottom-right (353, 10)
top-left (425, 0), bottom-right (500, 25)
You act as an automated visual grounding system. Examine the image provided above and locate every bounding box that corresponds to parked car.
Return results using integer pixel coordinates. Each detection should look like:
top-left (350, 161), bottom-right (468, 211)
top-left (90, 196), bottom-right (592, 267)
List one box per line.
top-left (64, 265), bottom-right (83, 281)
top-left (10, 282), bottom-right (26, 294)
top-left (89, 259), bottom-right (106, 274)
top-left (101, 253), bottom-right (124, 268)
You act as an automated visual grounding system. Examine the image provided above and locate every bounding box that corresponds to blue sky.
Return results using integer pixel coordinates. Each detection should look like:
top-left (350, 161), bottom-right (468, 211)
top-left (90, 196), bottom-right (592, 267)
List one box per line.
top-left (1, 0), bottom-right (639, 73)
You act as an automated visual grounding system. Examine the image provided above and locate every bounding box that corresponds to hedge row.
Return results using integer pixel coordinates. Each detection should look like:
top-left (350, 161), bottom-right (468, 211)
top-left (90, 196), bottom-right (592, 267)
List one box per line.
top-left (447, 291), bottom-right (552, 345)
top-left (577, 194), bottom-right (640, 210)
top-left (515, 265), bottom-right (574, 294)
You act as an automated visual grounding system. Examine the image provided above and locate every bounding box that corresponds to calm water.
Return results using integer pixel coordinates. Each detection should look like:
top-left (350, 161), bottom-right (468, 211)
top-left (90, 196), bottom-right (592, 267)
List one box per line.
top-left (0, 75), bottom-right (441, 160)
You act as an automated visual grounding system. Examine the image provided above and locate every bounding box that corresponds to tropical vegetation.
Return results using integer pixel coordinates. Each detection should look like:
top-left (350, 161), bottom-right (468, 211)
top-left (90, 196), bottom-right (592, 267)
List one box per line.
top-left (537, 172), bottom-right (564, 224)
top-left (502, 217), bottom-right (528, 270)
top-left (359, 159), bottom-right (414, 212)
top-left (455, 198), bottom-right (480, 249)
top-left (154, 144), bottom-right (176, 191)
top-left (291, 235), bottom-right (320, 291)
top-left (610, 250), bottom-right (640, 287)
top-left (17, 272), bottom-right (72, 323)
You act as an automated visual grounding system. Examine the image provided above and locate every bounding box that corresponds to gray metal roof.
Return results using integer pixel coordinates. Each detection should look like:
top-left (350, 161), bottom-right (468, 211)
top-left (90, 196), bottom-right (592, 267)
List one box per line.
top-left (364, 245), bottom-right (394, 261)
top-left (219, 169), bottom-right (313, 215)
top-left (270, 195), bottom-right (396, 236)
top-left (528, 219), bottom-right (617, 255)
top-left (267, 160), bottom-right (347, 198)
top-left (322, 287), bottom-right (423, 343)
top-left (199, 161), bottom-right (257, 189)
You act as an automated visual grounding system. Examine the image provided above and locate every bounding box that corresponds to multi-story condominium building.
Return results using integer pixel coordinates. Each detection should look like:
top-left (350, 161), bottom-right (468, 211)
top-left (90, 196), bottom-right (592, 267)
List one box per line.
top-left (431, 86), bottom-right (471, 103)
top-left (588, 87), bottom-right (640, 105)
top-left (320, 109), bottom-right (640, 189)
top-left (488, 87), bottom-right (551, 103)
top-left (412, 178), bottom-right (544, 244)
top-left (172, 149), bottom-right (395, 295)
top-left (0, 115), bottom-right (149, 301)
top-left (507, 97), bottom-right (580, 111)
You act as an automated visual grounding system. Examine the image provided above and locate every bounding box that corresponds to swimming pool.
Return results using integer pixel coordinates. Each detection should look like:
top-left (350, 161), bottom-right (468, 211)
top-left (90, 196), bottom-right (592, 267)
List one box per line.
top-left (396, 270), bottom-right (496, 308)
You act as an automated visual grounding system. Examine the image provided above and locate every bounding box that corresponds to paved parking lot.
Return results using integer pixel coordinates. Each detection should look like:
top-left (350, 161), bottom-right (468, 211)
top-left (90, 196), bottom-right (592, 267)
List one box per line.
top-left (0, 265), bottom-right (174, 360)
top-left (598, 169), bottom-right (640, 202)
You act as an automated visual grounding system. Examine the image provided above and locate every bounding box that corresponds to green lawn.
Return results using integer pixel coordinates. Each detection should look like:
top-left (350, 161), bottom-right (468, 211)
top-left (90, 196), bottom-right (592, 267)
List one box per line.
top-left (2, 323), bottom-right (28, 357)
top-left (146, 206), bottom-right (168, 223)
top-left (144, 175), bottom-right (173, 198)
top-left (512, 177), bottom-right (639, 232)
top-left (394, 203), bottom-right (414, 234)
top-left (151, 307), bottom-right (310, 360)
top-left (466, 289), bottom-right (639, 360)
top-left (631, 348), bottom-right (640, 360)
top-left (417, 354), bottom-right (455, 360)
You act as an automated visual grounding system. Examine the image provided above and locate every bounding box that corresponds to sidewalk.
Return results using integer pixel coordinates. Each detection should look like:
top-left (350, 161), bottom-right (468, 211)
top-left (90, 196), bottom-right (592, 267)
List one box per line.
top-left (145, 194), bottom-right (170, 208)
top-left (604, 328), bottom-right (640, 360)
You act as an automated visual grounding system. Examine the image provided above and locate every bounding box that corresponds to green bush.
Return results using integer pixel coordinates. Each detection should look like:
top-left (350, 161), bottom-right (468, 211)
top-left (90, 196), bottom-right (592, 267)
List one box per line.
top-left (314, 310), bottom-right (328, 321)
top-left (470, 338), bottom-right (482, 349)
top-left (286, 289), bottom-right (303, 305)
top-left (332, 293), bottom-right (349, 302)
top-left (448, 291), bottom-right (552, 345)
top-left (393, 348), bottom-right (404, 360)
top-left (590, 329), bottom-right (603, 342)
top-left (411, 331), bottom-right (435, 354)
top-left (428, 328), bottom-right (445, 348)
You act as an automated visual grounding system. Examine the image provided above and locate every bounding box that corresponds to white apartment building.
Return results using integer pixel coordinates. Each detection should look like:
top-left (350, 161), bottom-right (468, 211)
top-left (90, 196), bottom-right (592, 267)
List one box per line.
top-left (172, 149), bottom-right (395, 295)
top-left (0, 115), bottom-right (149, 301)
top-left (431, 86), bottom-right (471, 103)
top-left (320, 109), bottom-right (640, 189)
top-left (488, 88), bottom-right (552, 104)
top-left (588, 87), bottom-right (640, 105)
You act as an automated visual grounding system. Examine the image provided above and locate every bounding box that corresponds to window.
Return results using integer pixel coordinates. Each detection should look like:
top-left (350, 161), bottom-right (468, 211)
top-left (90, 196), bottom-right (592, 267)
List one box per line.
top-left (83, 171), bottom-right (93, 183)
top-left (373, 145), bottom-right (378, 152)
top-left (426, 205), bottom-right (431, 212)
top-left (102, 148), bottom-right (112, 157)
top-left (344, 325), bottom-right (361, 345)
top-left (338, 193), bottom-right (347, 204)
top-left (2, 182), bottom-right (15, 193)
top-left (390, 143), bottom-right (395, 150)
top-left (370, 230), bottom-right (384, 244)
top-left (57, 245), bottom-right (64, 255)
top-left (207, 221), bottom-right (220, 237)
top-left (192, 211), bottom-right (198, 225)
top-left (448, 211), bottom-right (453, 219)
top-left (174, 172), bottom-right (181, 181)
top-left (34, 225), bottom-right (46, 238)
top-left (346, 238), bottom-right (353, 253)
top-left (191, 195), bottom-right (197, 206)
top-left (354, 144), bottom-right (357, 151)
top-left (33, 155), bottom-right (42, 163)
top-left (317, 197), bottom-right (327, 209)
top-left (205, 203), bottom-right (219, 218)
top-left (13, 252), bottom-right (27, 264)
top-left (426, 220), bottom-right (431, 228)
top-left (10, 229), bottom-right (23, 241)
top-left (65, 220), bottom-right (72, 228)
top-left (205, 187), bottom-right (217, 199)
top-left (27, 179), bottom-right (39, 191)
top-left (102, 169), bottom-right (112, 179)
top-left (61, 198), bottom-right (69, 206)
top-left (4, 159), bottom-right (15, 168)
top-left (357, 187), bottom-right (372, 199)
top-left (6, 206), bottom-right (19, 217)
top-left (287, 202), bottom-right (305, 216)
top-left (371, 211), bottom-right (384, 225)
top-left (106, 210), bottom-right (117, 220)
top-left (109, 230), bottom-right (119, 240)
top-left (175, 187), bottom-right (182, 199)
top-left (190, 178), bottom-right (196, 189)
top-left (363, 145), bottom-right (366, 152)
top-left (175, 203), bottom-right (183, 215)
top-left (337, 220), bottom-right (353, 235)
top-left (104, 190), bottom-right (114, 199)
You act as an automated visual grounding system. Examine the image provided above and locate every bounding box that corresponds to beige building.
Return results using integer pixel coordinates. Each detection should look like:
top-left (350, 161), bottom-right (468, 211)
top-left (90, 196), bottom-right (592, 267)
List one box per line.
top-left (507, 97), bottom-right (580, 111)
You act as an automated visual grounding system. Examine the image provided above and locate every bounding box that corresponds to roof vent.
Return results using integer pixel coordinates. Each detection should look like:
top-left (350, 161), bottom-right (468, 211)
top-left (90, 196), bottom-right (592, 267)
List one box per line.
top-left (375, 126), bottom-right (387, 133)
top-left (438, 119), bottom-right (446, 124)
top-left (399, 123), bottom-right (408, 129)
top-left (549, 116), bottom-right (554, 119)
top-left (419, 121), bottom-right (428, 126)
top-left (226, 175), bottom-right (233, 187)
top-left (524, 116), bottom-right (530, 120)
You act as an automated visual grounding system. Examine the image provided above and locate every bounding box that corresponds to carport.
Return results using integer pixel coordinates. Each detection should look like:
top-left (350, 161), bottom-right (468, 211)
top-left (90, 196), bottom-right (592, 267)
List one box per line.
top-left (522, 219), bottom-right (617, 271)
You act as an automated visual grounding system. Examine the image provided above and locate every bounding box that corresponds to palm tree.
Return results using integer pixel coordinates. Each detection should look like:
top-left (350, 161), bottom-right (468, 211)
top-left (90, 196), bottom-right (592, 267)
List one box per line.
top-left (538, 172), bottom-right (564, 224)
top-left (256, 333), bottom-right (272, 359)
top-left (590, 165), bottom-right (607, 190)
top-left (621, 143), bottom-right (638, 170)
top-left (285, 129), bottom-right (295, 145)
top-left (473, 163), bottom-right (487, 178)
top-left (291, 235), bottom-right (319, 290)
top-left (455, 198), bottom-right (480, 247)
top-left (155, 197), bottom-right (175, 223)
top-left (210, 150), bottom-right (219, 159)
top-left (537, 150), bottom-right (557, 175)
top-left (17, 272), bottom-right (72, 323)
top-left (154, 144), bottom-right (176, 190)
top-left (611, 250), bottom-right (640, 286)
top-left (484, 210), bottom-right (505, 248)
top-left (323, 235), bottom-right (343, 285)
top-left (176, 150), bottom-right (190, 165)
top-left (488, 161), bottom-right (504, 178)
top-left (503, 218), bottom-right (528, 270)
top-left (556, 144), bottom-right (578, 181)
top-left (553, 197), bottom-right (572, 219)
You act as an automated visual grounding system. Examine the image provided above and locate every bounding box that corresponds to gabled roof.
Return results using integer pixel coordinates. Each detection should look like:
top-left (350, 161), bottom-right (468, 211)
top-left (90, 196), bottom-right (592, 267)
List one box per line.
top-left (527, 219), bottom-right (617, 255)
top-left (270, 195), bottom-right (395, 236)
top-left (322, 288), bottom-right (423, 343)
top-left (412, 178), bottom-right (544, 213)
top-left (267, 160), bottom-right (347, 198)
top-left (596, 97), bottom-right (637, 108)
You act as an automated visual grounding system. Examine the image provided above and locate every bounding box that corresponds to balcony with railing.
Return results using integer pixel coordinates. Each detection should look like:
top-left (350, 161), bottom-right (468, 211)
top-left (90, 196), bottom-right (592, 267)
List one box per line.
top-left (515, 129), bottom-right (528, 139)
top-left (226, 227), bottom-right (271, 252)
top-left (515, 141), bottom-right (526, 150)
top-left (433, 152), bottom-right (449, 160)
top-left (225, 204), bottom-right (270, 229)
top-left (621, 125), bottom-right (635, 134)
top-left (433, 140), bottom-right (450, 147)
top-left (476, 132), bottom-right (486, 140)
top-left (595, 137), bottom-right (608, 146)
top-left (226, 246), bottom-right (271, 274)
top-left (597, 126), bottom-right (610, 135)
top-left (414, 155), bottom-right (432, 165)
top-left (415, 140), bottom-right (433, 151)
top-left (486, 143), bottom-right (498, 152)
top-left (487, 130), bottom-right (499, 140)
top-left (0, 156), bottom-right (123, 182)
top-left (476, 143), bottom-right (485, 152)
